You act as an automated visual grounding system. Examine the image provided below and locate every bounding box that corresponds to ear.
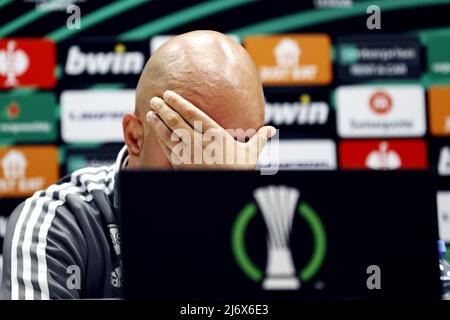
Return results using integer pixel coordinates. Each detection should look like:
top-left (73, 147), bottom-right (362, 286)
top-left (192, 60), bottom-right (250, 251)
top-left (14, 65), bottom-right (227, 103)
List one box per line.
top-left (122, 112), bottom-right (143, 157)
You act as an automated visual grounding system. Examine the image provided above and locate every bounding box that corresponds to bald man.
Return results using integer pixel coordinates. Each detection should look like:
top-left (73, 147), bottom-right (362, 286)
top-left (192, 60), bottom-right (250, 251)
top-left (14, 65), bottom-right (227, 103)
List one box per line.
top-left (125, 30), bottom-right (274, 169)
top-left (0, 31), bottom-right (275, 299)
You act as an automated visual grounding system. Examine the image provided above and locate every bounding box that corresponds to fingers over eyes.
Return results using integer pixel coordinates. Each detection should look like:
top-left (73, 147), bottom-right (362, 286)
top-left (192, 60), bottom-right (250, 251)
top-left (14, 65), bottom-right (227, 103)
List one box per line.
top-left (162, 90), bottom-right (220, 132)
top-left (149, 96), bottom-right (192, 133)
top-left (146, 111), bottom-right (180, 149)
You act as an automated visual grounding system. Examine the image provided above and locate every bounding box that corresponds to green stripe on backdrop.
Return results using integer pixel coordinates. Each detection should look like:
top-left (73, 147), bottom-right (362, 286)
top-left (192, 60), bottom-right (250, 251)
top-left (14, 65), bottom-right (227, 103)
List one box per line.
top-left (119, 0), bottom-right (254, 40)
top-left (230, 0), bottom-right (450, 37)
top-left (46, 0), bottom-right (149, 42)
top-left (8, 0), bottom-right (450, 93)
top-left (0, 0), bottom-right (13, 10)
top-left (413, 26), bottom-right (450, 44)
top-left (0, 8), bottom-right (49, 37)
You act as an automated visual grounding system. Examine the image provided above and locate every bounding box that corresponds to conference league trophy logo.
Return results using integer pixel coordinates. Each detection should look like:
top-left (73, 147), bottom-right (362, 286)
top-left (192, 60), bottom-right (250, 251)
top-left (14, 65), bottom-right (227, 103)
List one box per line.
top-left (254, 186), bottom-right (300, 290)
top-left (231, 185), bottom-right (327, 291)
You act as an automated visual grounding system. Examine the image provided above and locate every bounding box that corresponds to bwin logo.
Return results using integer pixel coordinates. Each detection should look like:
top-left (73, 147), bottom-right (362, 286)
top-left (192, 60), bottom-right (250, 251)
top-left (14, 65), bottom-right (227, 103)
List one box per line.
top-left (65, 44), bottom-right (144, 76)
top-left (265, 98), bottom-right (329, 126)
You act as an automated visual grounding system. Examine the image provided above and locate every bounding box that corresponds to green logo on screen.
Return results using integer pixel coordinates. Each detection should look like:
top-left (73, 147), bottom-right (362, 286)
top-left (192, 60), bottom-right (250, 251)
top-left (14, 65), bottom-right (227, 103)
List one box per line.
top-left (231, 185), bottom-right (327, 290)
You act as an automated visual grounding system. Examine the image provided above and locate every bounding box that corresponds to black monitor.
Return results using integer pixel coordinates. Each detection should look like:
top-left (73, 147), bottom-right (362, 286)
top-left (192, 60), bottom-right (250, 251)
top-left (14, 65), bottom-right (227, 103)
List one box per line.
top-left (119, 170), bottom-right (440, 300)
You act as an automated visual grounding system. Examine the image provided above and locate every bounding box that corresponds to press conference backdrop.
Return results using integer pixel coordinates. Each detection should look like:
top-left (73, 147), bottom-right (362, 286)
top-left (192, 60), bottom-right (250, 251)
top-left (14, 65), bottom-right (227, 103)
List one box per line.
top-left (1, 0), bottom-right (450, 269)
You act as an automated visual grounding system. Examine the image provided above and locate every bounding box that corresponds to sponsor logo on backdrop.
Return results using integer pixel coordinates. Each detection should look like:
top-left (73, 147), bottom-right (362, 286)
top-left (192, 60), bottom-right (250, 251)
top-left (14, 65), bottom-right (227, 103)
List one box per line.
top-left (336, 85), bottom-right (426, 137)
top-left (0, 93), bottom-right (57, 142)
top-left (369, 91), bottom-right (392, 114)
top-left (437, 191), bottom-right (450, 243)
top-left (244, 35), bottom-right (332, 85)
top-left (365, 142), bottom-right (401, 170)
top-left (0, 146), bottom-right (58, 197)
top-left (339, 140), bottom-right (427, 170)
top-left (61, 90), bottom-right (134, 143)
top-left (61, 40), bottom-right (148, 83)
top-left (427, 35), bottom-right (450, 77)
top-left (336, 36), bottom-right (421, 81)
top-left (231, 186), bottom-right (326, 290)
top-left (0, 41), bottom-right (28, 87)
top-left (258, 139), bottom-right (336, 170)
top-left (265, 94), bottom-right (329, 126)
top-left (5, 101), bottom-right (20, 119)
top-left (0, 39), bottom-right (56, 88)
top-left (439, 147), bottom-right (450, 176)
top-left (3, 150), bottom-right (27, 179)
top-left (429, 86), bottom-right (450, 136)
top-left (65, 43), bottom-right (144, 75)
top-left (150, 34), bottom-right (240, 53)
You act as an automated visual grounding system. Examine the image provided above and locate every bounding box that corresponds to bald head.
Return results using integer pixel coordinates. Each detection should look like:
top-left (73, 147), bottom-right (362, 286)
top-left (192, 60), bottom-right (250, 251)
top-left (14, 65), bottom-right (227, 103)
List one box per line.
top-left (135, 30), bottom-right (264, 131)
top-left (124, 31), bottom-right (266, 169)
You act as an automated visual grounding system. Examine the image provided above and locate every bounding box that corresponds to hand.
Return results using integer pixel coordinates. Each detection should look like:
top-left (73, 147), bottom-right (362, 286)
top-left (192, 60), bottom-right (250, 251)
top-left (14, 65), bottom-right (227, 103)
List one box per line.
top-left (146, 90), bottom-right (276, 170)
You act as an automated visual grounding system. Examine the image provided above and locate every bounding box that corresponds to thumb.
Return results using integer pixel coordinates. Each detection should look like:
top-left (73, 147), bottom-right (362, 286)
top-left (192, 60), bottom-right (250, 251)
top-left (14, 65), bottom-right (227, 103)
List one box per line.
top-left (248, 125), bottom-right (277, 155)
